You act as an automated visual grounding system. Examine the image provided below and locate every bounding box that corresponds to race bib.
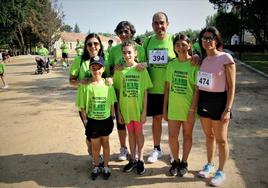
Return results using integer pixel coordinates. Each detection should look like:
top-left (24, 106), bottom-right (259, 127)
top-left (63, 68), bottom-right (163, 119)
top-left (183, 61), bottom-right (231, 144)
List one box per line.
top-left (149, 50), bottom-right (168, 64)
top-left (197, 71), bottom-right (212, 89)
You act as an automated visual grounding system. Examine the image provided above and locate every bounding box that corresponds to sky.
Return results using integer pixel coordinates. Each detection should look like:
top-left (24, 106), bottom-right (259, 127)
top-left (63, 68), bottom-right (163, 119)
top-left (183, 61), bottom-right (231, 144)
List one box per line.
top-left (57, 0), bottom-right (217, 35)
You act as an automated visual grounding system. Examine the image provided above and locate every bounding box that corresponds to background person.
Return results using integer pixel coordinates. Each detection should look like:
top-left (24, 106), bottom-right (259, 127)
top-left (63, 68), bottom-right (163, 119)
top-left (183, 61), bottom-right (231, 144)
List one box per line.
top-left (197, 26), bottom-right (236, 187)
top-left (60, 39), bottom-right (69, 67)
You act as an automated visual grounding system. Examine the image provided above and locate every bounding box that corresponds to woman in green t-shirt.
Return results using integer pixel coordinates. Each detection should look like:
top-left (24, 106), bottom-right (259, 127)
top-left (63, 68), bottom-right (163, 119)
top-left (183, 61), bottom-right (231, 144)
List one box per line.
top-left (69, 33), bottom-right (107, 165)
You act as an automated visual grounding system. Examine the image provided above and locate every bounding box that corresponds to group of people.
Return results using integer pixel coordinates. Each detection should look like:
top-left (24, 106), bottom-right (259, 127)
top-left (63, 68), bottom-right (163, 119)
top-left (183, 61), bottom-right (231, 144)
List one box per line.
top-left (69, 11), bottom-right (236, 187)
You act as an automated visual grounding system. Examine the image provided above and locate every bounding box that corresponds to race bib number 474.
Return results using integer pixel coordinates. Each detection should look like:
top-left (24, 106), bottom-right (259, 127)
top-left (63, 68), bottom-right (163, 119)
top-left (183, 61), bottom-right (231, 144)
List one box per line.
top-left (197, 71), bottom-right (212, 89)
top-left (149, 50), bottom-right (168, 64)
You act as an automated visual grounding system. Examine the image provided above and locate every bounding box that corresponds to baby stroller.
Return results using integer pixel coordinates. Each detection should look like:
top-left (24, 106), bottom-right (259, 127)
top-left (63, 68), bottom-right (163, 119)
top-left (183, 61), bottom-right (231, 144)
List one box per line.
top-left (35, 56), bottom-right (49, 74)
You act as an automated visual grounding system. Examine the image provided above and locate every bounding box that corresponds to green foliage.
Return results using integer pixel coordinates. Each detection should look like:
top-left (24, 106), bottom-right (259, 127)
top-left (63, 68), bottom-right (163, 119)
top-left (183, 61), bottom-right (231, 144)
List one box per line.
top-left (0, 0), bottom-right (63, 54)
top-left (175, 29), bottom-right (200, 41)
top-left (61, 24), bottom-right (73, 32)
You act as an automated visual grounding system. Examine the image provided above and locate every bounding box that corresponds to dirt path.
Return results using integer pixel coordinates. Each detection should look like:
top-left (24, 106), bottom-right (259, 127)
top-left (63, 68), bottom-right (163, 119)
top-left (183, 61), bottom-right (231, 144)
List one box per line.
top-left (0, 56), bottom-right (267, 188)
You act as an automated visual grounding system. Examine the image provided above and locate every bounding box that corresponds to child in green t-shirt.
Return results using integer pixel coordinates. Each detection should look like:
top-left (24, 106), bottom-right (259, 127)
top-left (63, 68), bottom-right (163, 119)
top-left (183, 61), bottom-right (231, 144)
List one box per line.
top-left (78, 56), bottom-right (117, 180)
top-left (0, 60), bottom-right (8, 89)
top-left (163, 34), bottom-right (199, 177)
top-left (113, 40), bottom-right (153, 175)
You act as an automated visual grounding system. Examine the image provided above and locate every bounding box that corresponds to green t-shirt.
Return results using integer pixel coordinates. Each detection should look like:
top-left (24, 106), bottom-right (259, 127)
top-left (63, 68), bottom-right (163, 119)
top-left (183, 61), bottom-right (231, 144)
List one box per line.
top-left (75, 42), bottom-right (84, 55)
top-left (76, 80), bottom-right (117, 120)
top-left (108, 43), bottom-right (146, 75)
top-left (37, 47), bottom-right (49, 56)
top-left (0, 63), bottom-right (5, 74)
top-left (69, 56), bottom-right (91, 81)
top-left (60, 43), bottom-right (69, 53)
top-left (69, 56), bottom-right (110, 80)
top-left (143, 34), bottom-right (176, 94)
top-left (166, 58), bottom-right (199, 121)
top-left (113, 66), bottom-right (153, 124)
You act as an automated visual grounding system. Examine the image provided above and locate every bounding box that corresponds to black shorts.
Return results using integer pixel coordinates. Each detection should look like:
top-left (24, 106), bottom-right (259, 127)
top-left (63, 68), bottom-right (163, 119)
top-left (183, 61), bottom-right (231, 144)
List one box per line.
top-left (197, 90), bottom-right (227, 120)
top-left (86, 116), bottom-right (114, 139)
top-left (62, 53), bottom-right (68, 58)
top-left (147, 93), bottom-right (164, 116)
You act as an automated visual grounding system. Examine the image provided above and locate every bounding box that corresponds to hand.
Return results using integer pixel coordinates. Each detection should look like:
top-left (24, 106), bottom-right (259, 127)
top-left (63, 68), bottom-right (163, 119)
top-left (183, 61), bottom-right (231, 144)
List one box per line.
top-left (80, 77), bottom-right (90, 85)
top-left (118, 112), bottom-right (124, 124)
top-left (190, 54), bottom-right (201, 66)
top-left (221, 110), bottom-right (231, 122)
top-left (136, 62), bottom-right (147, 71)
top-left (115, 64), bottom-right (123, 71)
top-left (187, 111), bottom-right (195, 124)
top-left (105, 77), bottom-right (113, 86)
top-left (140, 113), bottom-right (146, 124)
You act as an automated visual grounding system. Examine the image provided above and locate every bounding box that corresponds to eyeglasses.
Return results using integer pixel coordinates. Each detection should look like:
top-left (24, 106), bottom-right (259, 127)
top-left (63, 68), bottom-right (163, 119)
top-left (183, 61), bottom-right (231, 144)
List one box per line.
top-left (201, 36), bottom-right (215, 42)
top-left (86, 42), bottom-right (100, 47)
top-left (118, 29), bottom-right (130, 35)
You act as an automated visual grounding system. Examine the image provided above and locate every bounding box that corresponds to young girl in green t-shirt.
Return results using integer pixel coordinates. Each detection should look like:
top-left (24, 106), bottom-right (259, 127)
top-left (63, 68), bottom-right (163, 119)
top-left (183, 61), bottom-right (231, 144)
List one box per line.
top-left (163, 34), bottom-right (199, 177)
top-left (113, 40), bottom-right (152, 175)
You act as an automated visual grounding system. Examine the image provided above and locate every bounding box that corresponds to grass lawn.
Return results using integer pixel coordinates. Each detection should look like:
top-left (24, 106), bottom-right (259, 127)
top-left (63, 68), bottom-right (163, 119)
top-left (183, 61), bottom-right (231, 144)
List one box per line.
top-left (240, 53), bottom-right (268, 74)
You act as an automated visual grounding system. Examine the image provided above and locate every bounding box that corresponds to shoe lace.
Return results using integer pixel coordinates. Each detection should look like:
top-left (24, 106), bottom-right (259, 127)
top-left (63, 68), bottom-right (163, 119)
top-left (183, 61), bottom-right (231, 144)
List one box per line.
top-left (104, 167), bottom-right (110, 173)
top-left (150, 149), bottom-right (159, 157)
top-left (213, 171), bottom-right (223, 179)
top-left (203, 164), bottom-right (212, 172)
top-left (120, 147), bottom-right (127, 155)
top-left (92, 166), bottom-right (99, 173)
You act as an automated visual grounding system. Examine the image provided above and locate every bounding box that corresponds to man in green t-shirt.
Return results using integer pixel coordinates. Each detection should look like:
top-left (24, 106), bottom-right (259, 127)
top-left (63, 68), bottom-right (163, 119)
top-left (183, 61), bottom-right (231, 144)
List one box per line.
top-left (75, 39), bottom-right (84, 56)
top-left (143, 12), bottom-right (176, 163)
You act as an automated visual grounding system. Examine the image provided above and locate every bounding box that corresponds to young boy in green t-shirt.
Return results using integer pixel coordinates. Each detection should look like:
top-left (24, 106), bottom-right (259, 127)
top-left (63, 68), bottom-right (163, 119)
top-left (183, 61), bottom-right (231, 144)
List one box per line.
top-left (77, 56), bottom-right (117, 180)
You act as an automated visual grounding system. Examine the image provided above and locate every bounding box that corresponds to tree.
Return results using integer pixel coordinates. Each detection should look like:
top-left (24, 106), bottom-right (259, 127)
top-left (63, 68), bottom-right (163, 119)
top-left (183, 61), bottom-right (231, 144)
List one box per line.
top-left (61, 24), bottom-right (73, 32)
top-left (73, 23), bottom-right (80, 33)
top-left (215, 12), bottom-right (240, 44)
top-left (209, 0), bottom-right (267, 45)
top-left (177, 29), bottom-right (200, 41)
top-left (0, 0), bottom-right (64, 54)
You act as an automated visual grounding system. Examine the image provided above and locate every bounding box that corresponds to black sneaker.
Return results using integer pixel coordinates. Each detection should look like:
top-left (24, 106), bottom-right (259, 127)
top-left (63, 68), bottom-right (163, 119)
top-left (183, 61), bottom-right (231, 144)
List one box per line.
top-left (169, 160), bottom-right (180, 176)
top-left (136, 160), bottom-right (145, 175)
top-left (178, 161), bottom-right (188, 177)
top-left (123, 159), bottom-right (137, 172)
top-left (91, 166), bottom-right (100, 180)
top-left (103, 167), bottom-right (111, 180)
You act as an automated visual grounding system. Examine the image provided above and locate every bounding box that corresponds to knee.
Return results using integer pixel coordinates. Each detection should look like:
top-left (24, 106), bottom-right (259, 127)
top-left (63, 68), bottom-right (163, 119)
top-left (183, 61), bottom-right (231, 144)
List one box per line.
top-left (205, 133), bottom-right (215, 141)
top-left (183, 134), bottom-right (192, 142)
top-left (216, 138), bottom-right (228, 147)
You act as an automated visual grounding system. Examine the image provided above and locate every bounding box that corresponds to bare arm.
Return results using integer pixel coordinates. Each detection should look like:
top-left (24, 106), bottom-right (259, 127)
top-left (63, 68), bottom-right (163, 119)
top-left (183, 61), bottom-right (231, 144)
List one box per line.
top-left (221, 63), bottom-right (236, 121)
top-left (141, 90), bottom-right (148, 124)
top-left (69, 75), bottom-right (90, 88)
top-left (163, 82), bottom-right (170, 121)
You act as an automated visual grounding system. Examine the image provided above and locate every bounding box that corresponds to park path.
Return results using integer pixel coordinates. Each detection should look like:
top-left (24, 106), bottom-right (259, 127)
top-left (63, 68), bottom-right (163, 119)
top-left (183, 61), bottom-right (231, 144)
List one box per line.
top-left (0, 55), bottom-right (267, 188)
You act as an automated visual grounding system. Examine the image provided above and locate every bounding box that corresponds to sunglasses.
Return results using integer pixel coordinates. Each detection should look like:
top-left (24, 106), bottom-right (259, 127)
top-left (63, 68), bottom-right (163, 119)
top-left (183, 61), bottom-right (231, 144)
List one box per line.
top-left (86, 42), bottom-right (100, 47)
top-left (118, 29), bottom-right (130, 35)
top-left (201, 36), bottom-right (215, 42)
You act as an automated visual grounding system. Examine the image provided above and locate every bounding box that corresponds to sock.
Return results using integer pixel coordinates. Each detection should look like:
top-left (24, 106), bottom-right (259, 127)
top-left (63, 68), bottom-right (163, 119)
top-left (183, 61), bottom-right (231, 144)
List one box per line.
top-left (154, 145), bottom-right (161, 151)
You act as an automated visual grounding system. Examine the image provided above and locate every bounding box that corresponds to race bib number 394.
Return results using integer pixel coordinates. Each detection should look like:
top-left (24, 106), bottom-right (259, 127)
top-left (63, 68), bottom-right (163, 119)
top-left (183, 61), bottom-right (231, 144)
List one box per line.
top-left (149, 50), bottom-right (168, 64)
top-left (197, 71), bottom-right (212, 89)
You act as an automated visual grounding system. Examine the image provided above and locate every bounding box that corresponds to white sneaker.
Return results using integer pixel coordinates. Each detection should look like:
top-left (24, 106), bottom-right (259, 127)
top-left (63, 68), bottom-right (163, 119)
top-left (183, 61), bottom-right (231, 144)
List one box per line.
top-left (170, 153), bottom-right (174, 164)
top-left (147, 148), bottom-right (163, 163)
top-left (198, 163), bottom-right (215, 178)
top-left (210, 170), bottom-right (226, 187)
top-left (118, 147), bottom-right (128, 161)
top-left (2, 85), bottom-right (8, 89)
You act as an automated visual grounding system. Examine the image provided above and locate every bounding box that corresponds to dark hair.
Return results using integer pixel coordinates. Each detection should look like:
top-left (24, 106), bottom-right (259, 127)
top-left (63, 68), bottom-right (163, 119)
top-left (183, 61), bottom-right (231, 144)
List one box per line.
top-left (152, 12), bottom-right (169, 23)
top-left (198, 26), bottom-right (223, 59)
top-left (173, 34), bottom-right (192, 57)
top-left (81, 33), bottom-right (105, 61)
top-left (114, 21), bottom-right (136, 37)
top-left (121, 40), bottom-right (138, 62)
